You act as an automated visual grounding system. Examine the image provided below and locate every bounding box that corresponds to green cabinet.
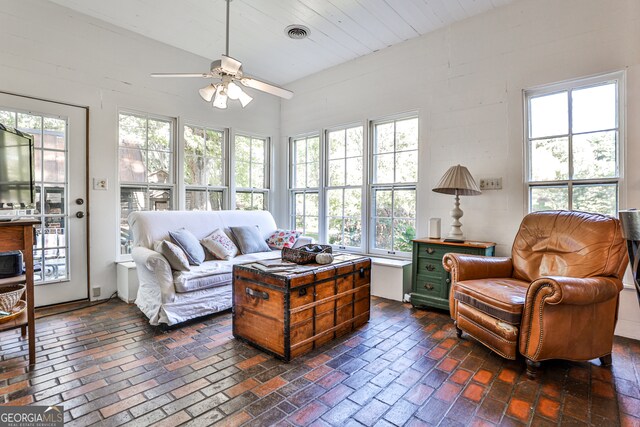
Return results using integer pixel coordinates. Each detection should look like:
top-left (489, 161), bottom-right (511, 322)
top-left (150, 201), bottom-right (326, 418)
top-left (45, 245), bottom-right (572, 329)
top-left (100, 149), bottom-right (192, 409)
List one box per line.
top-left (411, 238), bottom-right (495, 310)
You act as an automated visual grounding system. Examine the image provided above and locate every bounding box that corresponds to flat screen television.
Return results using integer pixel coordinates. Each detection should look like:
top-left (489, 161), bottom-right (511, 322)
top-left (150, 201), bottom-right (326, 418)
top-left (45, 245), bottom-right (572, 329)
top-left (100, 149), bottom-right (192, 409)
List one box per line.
top-left (0, 124), bottom-right (35, 208)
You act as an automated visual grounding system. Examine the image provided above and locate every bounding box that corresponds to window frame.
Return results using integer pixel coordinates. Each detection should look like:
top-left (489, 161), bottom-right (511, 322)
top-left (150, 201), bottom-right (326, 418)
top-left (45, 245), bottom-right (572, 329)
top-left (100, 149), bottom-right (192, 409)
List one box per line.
top-left (289, 133), bottom-right (322, 241)
top-left (182, 123), bottom-right (228, 211)
top-left (117, 110), bottom-right (177, 258)
top-left (324, 124), bottom-right (365, 252)
top-left (523, 71), bottom-right (625, 215)
top-left (232, 132), bottom-right (271, 211)
top-left (368, 114), bottom-right (419, 258)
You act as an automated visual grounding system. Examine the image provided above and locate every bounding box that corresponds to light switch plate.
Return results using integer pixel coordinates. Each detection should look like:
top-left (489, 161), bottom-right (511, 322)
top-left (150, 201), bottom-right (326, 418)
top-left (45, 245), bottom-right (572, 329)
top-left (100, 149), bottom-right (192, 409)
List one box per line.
top-left (479, 177), bottom-right (502, 190)
top-left (93, 178), bottom-right (108, 190)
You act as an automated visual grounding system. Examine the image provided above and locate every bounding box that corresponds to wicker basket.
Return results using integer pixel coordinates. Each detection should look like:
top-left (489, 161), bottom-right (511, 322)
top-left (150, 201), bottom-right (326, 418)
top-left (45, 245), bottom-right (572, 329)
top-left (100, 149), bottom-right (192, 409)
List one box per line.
top-left (282, 244), bottom-right (332, 264)
top-left (0, 285), bottom-right (25, 312)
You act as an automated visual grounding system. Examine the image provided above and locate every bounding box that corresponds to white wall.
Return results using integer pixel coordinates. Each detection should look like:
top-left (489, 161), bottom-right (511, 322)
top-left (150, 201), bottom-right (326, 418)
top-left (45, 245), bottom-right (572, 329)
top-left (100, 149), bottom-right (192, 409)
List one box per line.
top-left (278, 0), bottom-right (640, 338)
top-left (0, 0), bottom-right (281, 301)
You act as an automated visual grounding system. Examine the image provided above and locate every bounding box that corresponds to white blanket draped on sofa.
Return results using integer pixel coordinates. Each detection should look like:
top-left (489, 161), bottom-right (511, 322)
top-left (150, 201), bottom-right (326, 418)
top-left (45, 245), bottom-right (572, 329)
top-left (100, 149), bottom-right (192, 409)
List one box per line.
top-left (128, 210), bottom-right (311, 325)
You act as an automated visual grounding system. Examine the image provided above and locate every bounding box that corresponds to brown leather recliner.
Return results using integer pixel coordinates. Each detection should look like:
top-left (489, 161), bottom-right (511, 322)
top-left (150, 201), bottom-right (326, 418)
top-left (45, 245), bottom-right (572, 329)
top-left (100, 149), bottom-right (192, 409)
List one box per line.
top-left (443, 210), bottom-right (628, 378)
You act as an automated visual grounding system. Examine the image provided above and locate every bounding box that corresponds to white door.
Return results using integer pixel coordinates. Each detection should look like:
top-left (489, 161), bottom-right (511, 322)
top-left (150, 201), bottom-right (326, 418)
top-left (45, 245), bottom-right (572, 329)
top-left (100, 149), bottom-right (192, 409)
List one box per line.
top-left (0, 93), bottom-right (88, 306)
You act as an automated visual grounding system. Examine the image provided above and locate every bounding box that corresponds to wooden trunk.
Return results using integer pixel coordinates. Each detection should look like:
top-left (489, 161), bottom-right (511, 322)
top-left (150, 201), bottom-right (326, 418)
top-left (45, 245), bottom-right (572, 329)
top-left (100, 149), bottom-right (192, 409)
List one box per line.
top-left (232, 257), bottom-right (371, 361)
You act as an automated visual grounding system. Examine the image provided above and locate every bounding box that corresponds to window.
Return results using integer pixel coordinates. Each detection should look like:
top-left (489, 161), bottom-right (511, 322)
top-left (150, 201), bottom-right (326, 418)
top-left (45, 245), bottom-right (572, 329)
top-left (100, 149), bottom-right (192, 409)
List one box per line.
top-left (118, 112), bottom-right (175, 254)
top-left (370, 116), bottom-right (418, 255)
top-left (234, 134), bottom-right (269, 210)
top-left (183, 125), bottom-right (225, 211)
top-left (290, 135), bottom-right (320, 240)
top-left (326, 126), bottom-right (364, 249)
top-left (525, 74), bottom-right (621, 216)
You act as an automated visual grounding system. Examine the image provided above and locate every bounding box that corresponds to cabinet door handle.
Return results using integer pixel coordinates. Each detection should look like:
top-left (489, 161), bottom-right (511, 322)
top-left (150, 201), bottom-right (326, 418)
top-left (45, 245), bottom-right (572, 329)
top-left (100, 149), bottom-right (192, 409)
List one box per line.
top-left (425, 264), bottom-right (436, 271)
top-left (425, 248), bottom-right (435, 254)
top-left (423, 283), bottom-right (434, 290)
top-left (446, 278), bottom-right (451, 284)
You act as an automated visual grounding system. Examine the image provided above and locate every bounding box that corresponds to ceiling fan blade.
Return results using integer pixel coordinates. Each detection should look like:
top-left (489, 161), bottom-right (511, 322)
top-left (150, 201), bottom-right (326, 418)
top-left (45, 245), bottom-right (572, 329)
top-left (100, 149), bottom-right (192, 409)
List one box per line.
top-left (240, 77), bottom-right (293, 100)
top-left (150, 73), bottom-right (211, 78)
top-left (221, 55), bottom-right (242, 74)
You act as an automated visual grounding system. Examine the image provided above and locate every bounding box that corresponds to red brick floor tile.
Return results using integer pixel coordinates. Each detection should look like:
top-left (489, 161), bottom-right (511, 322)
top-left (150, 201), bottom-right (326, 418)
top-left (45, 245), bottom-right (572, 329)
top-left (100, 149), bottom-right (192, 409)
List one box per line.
top-left (1, 395), bottom-right (33, 406)
top-left (507, 398), bottom-right (532, 423)
top-left (99, 354), bottom-right (137, 370)
top-left (305, 354), bottom-right (332, 368)
top-left (437, 357), bottom-right (459, 373)
top-left (469, 417), bottom-right (497, 427)
top-left (288, 401), bottom-right (330, 426)
top-left (304, 365), bottom-right (333, 382)
top-left (165, 355), bottom-right (198, 371)
top-left (0, 368), bottom-right (25, 382)
top-left (237, 355), bottom-right (268, 370)
top-left (541, 381), bottom-right (561, 398)
top-left (253, 376), bottom-right (287, 397)
top-left (451, 369), bottom-right (473, 385)
top-left (592, 378), bottom-right (615, 398)
top-left (212, 411), bottom-right (252, 427)
top-left (441, 338), bottom-right (457, 349)
top-left (405, 383), bottom-right (435, 406)
top-left (121, 355), bottom-right (157, 371)
top-left (620, 395), bottom-right (640, 418)
top-left (434, 382), bottom-right (462, 403)
top-left (118, 379), bottom-right (159, 400)
top-left (100, 394), bottom-right (147, 418)
top-left (150, 410), bottom-right (191, 427)
top-left (171, 378), bottom-right (210, 399)
top-left (191, 354), bottom-right (223, 370)
top-left (319, 384), bottom-right (353, 407)
top-left (432, 330), bottom-right (447, 340)
top-left (497, 368), bottom-right (518, 384)
top-left (463, 383), bottom-right (486, 402)
top-left (473, 369), bottom-right (494, 385)
top-left (62, 379), bottom-right (108, 400)
top-left (0, 380), bottom-right (28, 396)
top-left (536, 396), bottom-right (560, 421)
top-left (428, 347), bottom-right (447, 360)
top-left (568, 366), bottom-right (590, 382)
top-left (225, 378), bottom-right (259, 398)
top-left (316, 370), bottom-right (348, 389)
top-left (59, 365), bottom-right (100, 383)
top-left (620, 414), bottom-right (640, 427)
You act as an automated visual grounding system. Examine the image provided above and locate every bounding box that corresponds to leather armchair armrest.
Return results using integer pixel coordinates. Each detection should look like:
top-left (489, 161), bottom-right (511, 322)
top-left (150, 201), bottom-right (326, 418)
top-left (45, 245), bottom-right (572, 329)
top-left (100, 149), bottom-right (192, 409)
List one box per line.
top-left (443, 253), bottom-right (513, 282)
top-left (526, 276), bottom-right (623, 306)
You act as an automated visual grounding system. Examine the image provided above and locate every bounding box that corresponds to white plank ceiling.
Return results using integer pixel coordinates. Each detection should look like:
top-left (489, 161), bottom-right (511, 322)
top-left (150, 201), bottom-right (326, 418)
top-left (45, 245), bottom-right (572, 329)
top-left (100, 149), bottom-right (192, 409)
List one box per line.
top-left (48, 0), bottom-right (515, 85)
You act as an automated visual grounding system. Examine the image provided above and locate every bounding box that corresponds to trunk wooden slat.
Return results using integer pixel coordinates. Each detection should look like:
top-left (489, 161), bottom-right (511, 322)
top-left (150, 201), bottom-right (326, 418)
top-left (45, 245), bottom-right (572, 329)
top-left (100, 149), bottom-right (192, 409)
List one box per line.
top-left (232, 255), bottom-right (371, 361)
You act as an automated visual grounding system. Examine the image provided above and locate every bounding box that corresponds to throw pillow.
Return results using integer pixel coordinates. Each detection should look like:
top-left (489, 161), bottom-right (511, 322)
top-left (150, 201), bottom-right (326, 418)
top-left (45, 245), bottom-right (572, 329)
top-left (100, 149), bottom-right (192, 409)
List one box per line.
top-left (229, 225), bottom-right (272, 254)
top-left (153, 240), bottom-right (190, 271)
top-left (267, 229), bottom-right (301, 250)
top-left (201, 228), bottom-right (239, 260)
top-left (169, 228), bottom-right (205, 265)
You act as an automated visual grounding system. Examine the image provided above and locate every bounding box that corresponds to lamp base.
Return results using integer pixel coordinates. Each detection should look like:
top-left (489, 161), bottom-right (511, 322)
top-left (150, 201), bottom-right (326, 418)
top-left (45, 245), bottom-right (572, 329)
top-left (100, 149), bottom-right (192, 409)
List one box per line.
top-left (443, 238), bottom-right (465, 243)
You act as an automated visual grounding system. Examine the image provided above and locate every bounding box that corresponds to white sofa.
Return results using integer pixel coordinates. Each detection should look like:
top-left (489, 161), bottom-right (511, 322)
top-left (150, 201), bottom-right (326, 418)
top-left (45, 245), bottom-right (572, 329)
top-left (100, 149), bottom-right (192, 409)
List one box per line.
top-left (128, 210), bottom-right (311, 326)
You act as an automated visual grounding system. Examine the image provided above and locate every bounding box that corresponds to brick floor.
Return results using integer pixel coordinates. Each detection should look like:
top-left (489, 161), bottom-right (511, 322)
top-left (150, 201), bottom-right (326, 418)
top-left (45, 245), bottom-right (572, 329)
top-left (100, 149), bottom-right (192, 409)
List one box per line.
top-left (0, 297), bottom-right (638, 426)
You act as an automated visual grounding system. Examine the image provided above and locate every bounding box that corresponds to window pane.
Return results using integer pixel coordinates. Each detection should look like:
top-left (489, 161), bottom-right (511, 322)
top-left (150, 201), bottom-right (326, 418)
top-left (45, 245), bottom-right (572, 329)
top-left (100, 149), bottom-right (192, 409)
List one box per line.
top-left (253, 192), bottom-right (265, 210)
top-left (184, 125), bottom-right (204, 156)
top-left (295, 215), bottom-right (304, 230)
top-left (147, 151), bottom-right (170, 183)
top-left (530, 92), bottom-right (568, 138)
top-left (572, 83), bottom-right (616, 134)
top-left (43, 118), bottom-right (65, 150)
top-left (328, 130), bottom-right (345, 159)
top-left (120, 187), bottom-right (147, 254)
top-left (530, 137), bottom-right (568, 181)
top-left (572, 131), bottom-right (616, 179)
top-left (295, 139), bottom-right (306, 164)
top-left (396, 118), bottom-right (418, 151)
top-left (375, 190), bottom-right (393, 217)
top-left (44, 186), bottom-right (65, 215)
top-left (119, 147), bottom-right (146, 182)
top-left (251, 163), bottom-right (265, 189)
top-left (375, 122), bottom-right (394, 154)
top-left (327, 189), bottom-right (342, 217)
top-left (344, 188), bottom-right (361, 217)
top-left (0, 110), bottom-right (16, 128)
top-left (346, 127), bottom-right (363, 157)
top-left (305, 215), bottom-right (319, 241)
top-left (184, 155), bottom-right (202, 185)
top-left (305, 193), bottom-right (319, 217)
top-left (572, 184), bottom-right (617, 216)
top-left (209, 191), bottom-right (224, 210)
top-left (307, 162), bottom-right (319, 187)
top-left (150, 188), bottom-right (171, 210)
top-left (307, 137), bottom-right (320, 164)
top-left (43, 150), bottom-right (65, 182)
top-left (375, 218), bottom-right (393, 250)
top-left (328, 217), bottom-right (343, 245)
top-left (18, 113), bottom-right (42, 148)
top-left (295, 193), bottom-right (305, 216)
top-left (374, 154), bottom-right (394, 184)
top-left (119, 114), bottom-right (146, 148)
top-left (235, 192), bottom-right (252, 210)
top-left (345, 219), bottom-right (361, 247)
top-left (236, 160), bottom-right (250, 188)
top-left (235, 136), bottom-right (250, 162)
top-left (206, 130), bottom-right (223, 157)
top-left (328, 159), bottom-right (345, 186)
top-left (395, 151), bottom-right (418, 183)
top-left (530, 186), bottom-right (568, 211)
top-left (345, 157), bottom-right (363, 186)
top-left (394, 189), bottom-right (416, 218)
top-left (148, 120), bottom-right (171, 151)
top-left (393, 219), bottom-right (415, 252)
top-left (185, 189), bottom-right (208, 210)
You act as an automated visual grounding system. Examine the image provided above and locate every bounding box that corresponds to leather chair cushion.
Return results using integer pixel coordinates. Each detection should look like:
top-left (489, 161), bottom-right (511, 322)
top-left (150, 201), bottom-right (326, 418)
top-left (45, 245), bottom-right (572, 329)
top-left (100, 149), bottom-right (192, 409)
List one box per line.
top-left (453, 278), bottom-right (529, 325)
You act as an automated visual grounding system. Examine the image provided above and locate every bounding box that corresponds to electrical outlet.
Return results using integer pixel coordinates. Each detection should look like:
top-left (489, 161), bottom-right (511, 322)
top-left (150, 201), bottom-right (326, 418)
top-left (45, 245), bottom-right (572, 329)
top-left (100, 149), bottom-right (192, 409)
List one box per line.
top-left (93, 178), bottom-right (108, 190)
top-left (92, 287), bottom-right (101, 297)
top-left (479, 177), bottom-right (503, 190)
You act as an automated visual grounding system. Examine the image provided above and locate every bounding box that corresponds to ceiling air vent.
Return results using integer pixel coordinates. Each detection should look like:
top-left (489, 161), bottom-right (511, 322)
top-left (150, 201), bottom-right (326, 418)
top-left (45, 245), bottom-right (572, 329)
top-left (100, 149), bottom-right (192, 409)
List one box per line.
top-left (285, 25), bottom-right (310, 40)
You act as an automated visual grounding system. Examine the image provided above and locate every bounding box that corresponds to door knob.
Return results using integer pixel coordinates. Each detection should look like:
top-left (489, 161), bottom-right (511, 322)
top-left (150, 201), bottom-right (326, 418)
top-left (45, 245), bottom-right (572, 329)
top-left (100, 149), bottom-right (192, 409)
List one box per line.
top-left (76, 211), bottom-right (85, 218)
top-left (76, 198), bottom-right (84, 205)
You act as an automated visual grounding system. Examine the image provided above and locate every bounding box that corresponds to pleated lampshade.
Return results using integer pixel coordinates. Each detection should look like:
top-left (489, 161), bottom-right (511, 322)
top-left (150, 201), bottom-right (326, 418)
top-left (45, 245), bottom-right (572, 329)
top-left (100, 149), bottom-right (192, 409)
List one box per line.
top-left (432, 165), bottom-right (481, 196)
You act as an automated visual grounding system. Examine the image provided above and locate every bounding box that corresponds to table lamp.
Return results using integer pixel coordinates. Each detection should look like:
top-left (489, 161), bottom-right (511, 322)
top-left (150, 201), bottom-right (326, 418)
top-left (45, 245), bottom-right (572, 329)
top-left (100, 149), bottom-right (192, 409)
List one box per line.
top-left (432, 164), bottom-right (481, 242)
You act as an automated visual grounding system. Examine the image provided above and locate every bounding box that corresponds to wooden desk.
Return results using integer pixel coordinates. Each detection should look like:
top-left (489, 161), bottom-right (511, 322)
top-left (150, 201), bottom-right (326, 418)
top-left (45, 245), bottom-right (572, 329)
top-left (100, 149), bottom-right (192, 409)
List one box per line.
top-left (0, 219), bottom-right (39, 365)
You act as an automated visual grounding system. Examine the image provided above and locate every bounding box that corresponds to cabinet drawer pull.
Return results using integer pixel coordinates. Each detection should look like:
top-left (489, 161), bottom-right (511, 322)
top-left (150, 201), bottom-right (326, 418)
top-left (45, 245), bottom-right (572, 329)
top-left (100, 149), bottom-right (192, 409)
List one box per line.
top-left (446, 278), bottom-right (451, 284)
top-left (425, 248), bottom-right (435, 254)
top-left (423, 283), bottom-right (434, 291)
top-left (425, 264), bottom-right (436, 271)
top-left (246, 287), bottom-right (269, 300)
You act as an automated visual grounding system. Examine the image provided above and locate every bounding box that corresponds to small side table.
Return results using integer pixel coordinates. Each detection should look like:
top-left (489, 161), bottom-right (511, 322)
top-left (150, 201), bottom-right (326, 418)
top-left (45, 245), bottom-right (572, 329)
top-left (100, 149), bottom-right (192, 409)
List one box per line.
top-left (411, 238), bottom-right (495, 311)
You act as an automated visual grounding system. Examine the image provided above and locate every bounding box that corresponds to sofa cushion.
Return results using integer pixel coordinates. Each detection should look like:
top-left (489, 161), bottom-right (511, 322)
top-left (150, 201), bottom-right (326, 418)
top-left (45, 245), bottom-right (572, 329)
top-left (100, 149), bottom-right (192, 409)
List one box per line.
top-left (153, 240), bottom-right (190, 271)
top-left (174, 263), bottom-right (232, 293)
top-left (169, 228), bottom-right (205, 265)
top-left (201, 228), bottom-right (239, 260)
top-left (453, 278), bottom-right (529, 325)
top-left (267, 229), bottom-right (301, 249)
top-left (230, 226), bottom-right (271, 254)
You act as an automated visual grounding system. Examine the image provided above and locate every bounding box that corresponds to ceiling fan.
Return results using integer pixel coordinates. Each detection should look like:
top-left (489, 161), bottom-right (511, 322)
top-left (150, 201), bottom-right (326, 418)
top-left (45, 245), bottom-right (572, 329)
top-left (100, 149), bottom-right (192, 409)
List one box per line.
top-left (150, 0), bottom-right (293, 109)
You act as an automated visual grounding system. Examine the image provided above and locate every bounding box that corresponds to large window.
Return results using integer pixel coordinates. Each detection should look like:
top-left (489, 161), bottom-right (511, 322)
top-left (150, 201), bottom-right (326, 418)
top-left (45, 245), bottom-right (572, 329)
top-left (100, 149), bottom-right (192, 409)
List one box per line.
top-left (184, 125), bottom-right (225, 211)
top-left (525, 74), bottom-right (621, 216)
top-left (234, 134), bottom-right (269, 210)
top-left (290, 135), bottom-right (320, 240)
top-left (326, 126), bottom-right (364, 249)
top-left (119, 112), bottom-right (175, 254)
top-left (370, 116), bottom-right (418, 255)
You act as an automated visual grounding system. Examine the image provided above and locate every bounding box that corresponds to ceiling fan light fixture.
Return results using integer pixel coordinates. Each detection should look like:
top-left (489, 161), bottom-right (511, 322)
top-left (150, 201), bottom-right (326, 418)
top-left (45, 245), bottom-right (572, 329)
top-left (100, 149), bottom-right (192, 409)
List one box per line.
top-left (213, 85), bottom-right (228, 109)
top-left (238, 90), bottom-right (253, 108)
top-left (226, 81), bottom-right (242, 100)
top-left (199, 84), bottom-right (217, 102)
